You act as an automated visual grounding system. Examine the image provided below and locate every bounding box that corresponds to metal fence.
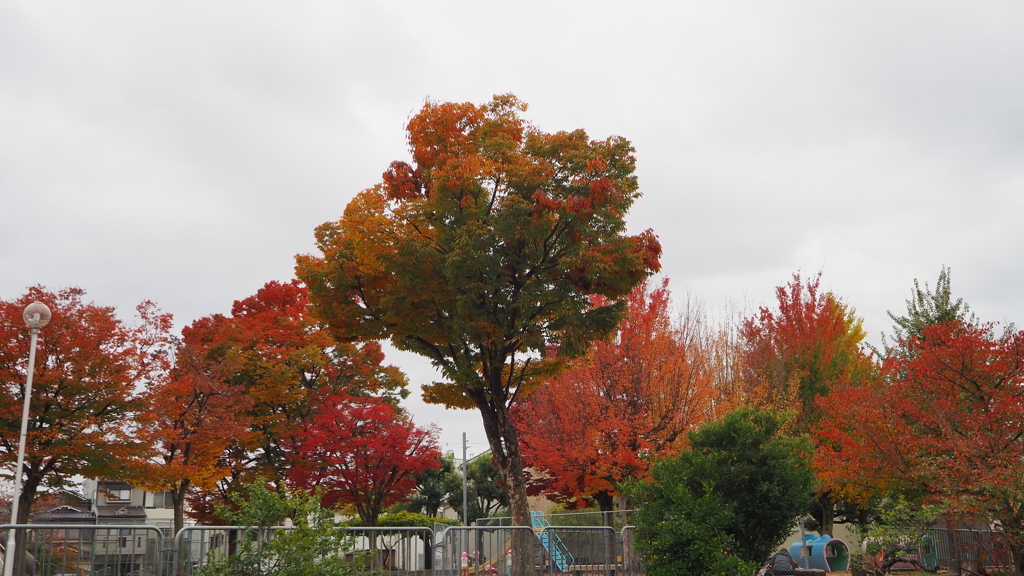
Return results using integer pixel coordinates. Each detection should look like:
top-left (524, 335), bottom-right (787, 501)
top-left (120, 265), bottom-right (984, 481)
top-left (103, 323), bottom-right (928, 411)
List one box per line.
top-left (172, 525), bottom-right (435, 575)
top-left (435, 525), bottom-right (641, 576)
top-left (0, 524), bottom-right (166, 576)
top-left (1, 523), bottom-right (643, 576)
top-left (927, 528), bottom-right (1016, 572)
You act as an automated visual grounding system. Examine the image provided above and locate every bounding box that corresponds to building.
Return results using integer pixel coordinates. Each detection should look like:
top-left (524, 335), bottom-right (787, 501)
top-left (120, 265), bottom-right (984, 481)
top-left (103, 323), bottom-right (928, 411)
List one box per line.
top-left (27, 481), bottom-right (177, 576)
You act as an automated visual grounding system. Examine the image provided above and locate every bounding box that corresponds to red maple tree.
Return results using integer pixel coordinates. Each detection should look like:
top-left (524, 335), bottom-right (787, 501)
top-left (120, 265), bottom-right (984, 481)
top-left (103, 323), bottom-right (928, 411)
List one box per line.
top-left (816, 321), bottom-right (1024, 571)
top-left (288, 393), bottom-right (440, 526)
top-left (516, 279), bottom-right (717, 512)
top-left (0, 287), bottom-right (173, 523)
top-left (134, 344), bottom-right (253, 536)
top-left (179, 280), bottom-right (408, 521)
top-left (739, 272), bottom-right (872, 430)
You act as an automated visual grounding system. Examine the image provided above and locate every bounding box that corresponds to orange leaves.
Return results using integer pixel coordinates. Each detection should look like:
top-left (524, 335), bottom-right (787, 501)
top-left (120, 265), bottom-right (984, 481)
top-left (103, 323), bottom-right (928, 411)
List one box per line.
top-left (814, 320), bottom-right (1024, 540)
top-left (516, 279), bottom-right (717, 509)
top-left (406, 100), bottom-right (487, 169)
top-left (137, 346), bottom-right (253, 499)
top-left (297, 93), bottom-right (659, 528)
top-left (0, 286), bottom-right (174, 522)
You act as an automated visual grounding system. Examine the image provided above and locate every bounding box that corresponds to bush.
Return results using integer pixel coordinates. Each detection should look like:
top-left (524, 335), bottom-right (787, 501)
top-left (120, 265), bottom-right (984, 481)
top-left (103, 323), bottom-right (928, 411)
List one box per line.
top-left (626, 408), bottom-right (815, 576)
top-left (195, 481), bottom-right (369, 576)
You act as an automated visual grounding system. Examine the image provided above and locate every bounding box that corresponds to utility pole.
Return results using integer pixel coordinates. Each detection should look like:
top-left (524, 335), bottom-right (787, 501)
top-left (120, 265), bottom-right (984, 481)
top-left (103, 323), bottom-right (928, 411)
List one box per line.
top-left (462, 432), bottom-right (468, 526)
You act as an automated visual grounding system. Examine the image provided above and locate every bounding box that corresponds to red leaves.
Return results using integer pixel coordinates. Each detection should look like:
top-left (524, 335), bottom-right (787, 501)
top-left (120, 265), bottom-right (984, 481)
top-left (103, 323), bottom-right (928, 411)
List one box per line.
top-left (815, 321), bottom-right (1024, 530)
top-left (171, 280), bottom-right (408, 524)
top-left (289, 394), bottom-right (440, 525)
top-left (383, 161), bottom-right (425, 201)
top-left (516, 279), bottom-right (716, 509)
top-left (739, 272), bottom-right (870, 430)
top-left (0, 286), bottom-right (174, 522)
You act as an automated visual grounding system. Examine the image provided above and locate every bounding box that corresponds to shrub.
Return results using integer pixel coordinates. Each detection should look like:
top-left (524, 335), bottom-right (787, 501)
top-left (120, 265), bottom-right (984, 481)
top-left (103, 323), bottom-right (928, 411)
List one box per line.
top-left (627, 408), bottom-right (815, 576)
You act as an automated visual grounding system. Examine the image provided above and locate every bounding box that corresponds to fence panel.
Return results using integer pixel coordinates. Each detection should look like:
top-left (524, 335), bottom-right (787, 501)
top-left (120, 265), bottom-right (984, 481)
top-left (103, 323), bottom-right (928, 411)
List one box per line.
top-left (538, 526), bottom-right (617, 576)
top-left (434, 526), bottom-right (540, 576)
top-left (172, 525), bottom-right (434, 575)
top-left (0, 522), bottom-right (643, 576)
top-left (927, 528), bottom-right (1015, 572)
top-left (347, 527), bottom-right (435, 574)
top-left (618, 526), bottom-right (643, 576)
top-left (0, 524), bottom-right (166, 576)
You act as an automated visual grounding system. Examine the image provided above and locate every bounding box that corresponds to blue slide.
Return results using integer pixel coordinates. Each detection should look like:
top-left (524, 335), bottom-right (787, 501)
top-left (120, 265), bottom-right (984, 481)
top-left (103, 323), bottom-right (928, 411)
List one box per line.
top-left (530, 511), bottom-right (574, 572)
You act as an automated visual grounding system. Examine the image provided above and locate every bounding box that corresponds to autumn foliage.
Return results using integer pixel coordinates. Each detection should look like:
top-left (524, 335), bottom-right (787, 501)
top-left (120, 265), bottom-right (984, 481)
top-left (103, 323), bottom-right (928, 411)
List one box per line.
top-left (739, 272), bottom-right (872, 431)
top-left (135, 344), bottom-right (253, 535)
top-left (297, 94), bottom-right (661, 539)
top-left (816, 321), bottom-right (1024, 570)
top-left (289, 393), bottom-right (440, 526)
top-left (516, 279), bottom-right (717, 511)
top-left (171, 280), bottom-right (408, 523)
top-left (0, 287), bottom-right (173, 523)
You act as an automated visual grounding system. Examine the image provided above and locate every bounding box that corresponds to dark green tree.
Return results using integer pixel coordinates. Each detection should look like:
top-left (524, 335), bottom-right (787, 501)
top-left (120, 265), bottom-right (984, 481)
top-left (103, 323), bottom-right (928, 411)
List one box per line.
top-left (451, 453), bottom-right (509, 523)
top-left (627, 408), bottom-right (815, 576)
top-left (405, 453), bottom-right (462, 518)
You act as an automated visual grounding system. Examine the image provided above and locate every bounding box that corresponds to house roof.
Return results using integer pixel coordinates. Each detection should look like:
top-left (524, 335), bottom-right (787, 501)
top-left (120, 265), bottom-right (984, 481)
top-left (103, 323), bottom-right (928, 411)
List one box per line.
top-left (96, 505), bottom-right (147, 519)
top-left (34, 505), bottom-right (95, 523)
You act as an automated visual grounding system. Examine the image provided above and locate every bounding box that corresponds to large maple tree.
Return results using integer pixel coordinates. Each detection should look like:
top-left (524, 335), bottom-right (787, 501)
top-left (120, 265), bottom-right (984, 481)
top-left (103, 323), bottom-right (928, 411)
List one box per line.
top-left (179, 280), bottom-right (407, 520)
top-left (739, 272), bottom-right (874, 535)
top-left (296, 94), bottom-right (661, 548)
top-left (134, 344), bottom-right (253, 536)
top-left (288, 393), bottom-right (440, 526)
top-left (739, 272), bottom-right (872, 429)
top-left (816, 321), bottom-right (1024, 572)
top-left (0, 286), bottom-right (173, 523)
top-left (516, 279), bottom-right (717, 513)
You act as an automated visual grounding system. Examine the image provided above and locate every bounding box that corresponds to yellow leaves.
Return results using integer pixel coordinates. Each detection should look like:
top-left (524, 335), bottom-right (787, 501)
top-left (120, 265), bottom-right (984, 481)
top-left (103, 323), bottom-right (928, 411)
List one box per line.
top-left (420, 381), bottom-right (476, 410)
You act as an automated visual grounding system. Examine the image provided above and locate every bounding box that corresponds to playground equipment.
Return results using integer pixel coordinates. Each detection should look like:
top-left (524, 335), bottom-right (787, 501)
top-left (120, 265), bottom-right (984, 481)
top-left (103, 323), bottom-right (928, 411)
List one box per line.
top-left (861, 534), bottom-right (939, 572)
top-left (790, 534), bottom-right (850, 572)
top-left (530, 511), bottom-right (574, 572)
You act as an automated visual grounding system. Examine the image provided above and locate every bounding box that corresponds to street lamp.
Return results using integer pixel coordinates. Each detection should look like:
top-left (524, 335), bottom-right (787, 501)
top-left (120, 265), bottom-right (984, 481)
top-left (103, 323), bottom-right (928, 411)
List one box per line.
top-left (4, 302), bottom-right (51, 576)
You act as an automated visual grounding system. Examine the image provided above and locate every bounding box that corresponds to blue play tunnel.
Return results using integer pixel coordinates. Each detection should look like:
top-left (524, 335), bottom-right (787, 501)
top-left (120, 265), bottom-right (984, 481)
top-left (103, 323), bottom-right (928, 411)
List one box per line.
top-left (789, 534), bottom-right (850, 572)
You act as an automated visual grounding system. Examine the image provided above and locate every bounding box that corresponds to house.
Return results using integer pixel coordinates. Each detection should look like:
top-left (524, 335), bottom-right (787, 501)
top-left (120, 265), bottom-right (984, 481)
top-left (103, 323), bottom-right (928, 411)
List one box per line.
top-left (80, 479), bottom-right (176, 534)
top-left (25, 482), bottom-right (179, 576)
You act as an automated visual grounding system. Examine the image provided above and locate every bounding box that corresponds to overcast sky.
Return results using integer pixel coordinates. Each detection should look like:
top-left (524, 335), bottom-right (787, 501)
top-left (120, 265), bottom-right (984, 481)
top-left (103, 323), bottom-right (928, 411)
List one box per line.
top-left (2, 2), bottom-right (1022, 455)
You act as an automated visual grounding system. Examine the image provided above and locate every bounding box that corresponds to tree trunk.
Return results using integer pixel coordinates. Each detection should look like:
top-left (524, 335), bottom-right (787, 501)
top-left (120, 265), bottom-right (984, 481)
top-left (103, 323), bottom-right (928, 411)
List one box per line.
top-left (476, 396), bottom-right (532, 576)
top-left (817, 491), bottom-right (835, 537)
top-left (173, 483), bottom-right (189, 575)
top-left (593, 491), bottom-right (616, 568)
top-left (12, 472), bottom-right (41, 576)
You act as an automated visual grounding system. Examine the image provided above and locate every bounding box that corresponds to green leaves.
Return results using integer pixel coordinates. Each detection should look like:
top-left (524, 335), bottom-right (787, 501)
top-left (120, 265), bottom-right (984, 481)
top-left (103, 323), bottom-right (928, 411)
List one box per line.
top-left (196, 481), bottom-right (363, 576)
top-left (627, 409), bottom-right (814, 576)
top-left (296, 94), bottom-right (660, 531)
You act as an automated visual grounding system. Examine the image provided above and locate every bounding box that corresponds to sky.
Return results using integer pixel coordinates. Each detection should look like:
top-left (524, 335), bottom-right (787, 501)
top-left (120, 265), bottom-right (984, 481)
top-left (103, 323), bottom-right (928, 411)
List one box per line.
top-left (2, 2), bottom-right (1023, 456)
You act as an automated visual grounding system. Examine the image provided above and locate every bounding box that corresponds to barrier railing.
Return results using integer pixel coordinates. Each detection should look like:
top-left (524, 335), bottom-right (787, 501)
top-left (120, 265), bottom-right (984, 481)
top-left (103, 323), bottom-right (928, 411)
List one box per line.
top-left (0, 523), bottom-right (643, 576)
top-left (0, 524), bottom-right (167, 576)
top-left (172, 525), bottom-right (434, 575)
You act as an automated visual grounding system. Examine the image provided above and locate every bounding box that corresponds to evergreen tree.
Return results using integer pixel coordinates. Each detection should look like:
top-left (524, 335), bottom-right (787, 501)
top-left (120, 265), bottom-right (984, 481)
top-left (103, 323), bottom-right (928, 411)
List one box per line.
top-left (883, 266), bottom-right (977, 353)
top-left (405, 453), bottom-right (461, 518)
top-left (627, 409), bottom-right (814, 576)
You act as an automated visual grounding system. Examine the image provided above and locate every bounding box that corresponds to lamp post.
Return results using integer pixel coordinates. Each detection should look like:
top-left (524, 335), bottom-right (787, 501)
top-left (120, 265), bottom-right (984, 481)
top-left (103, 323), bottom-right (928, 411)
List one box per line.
top-left (4, 302), bottom-right (51, 576)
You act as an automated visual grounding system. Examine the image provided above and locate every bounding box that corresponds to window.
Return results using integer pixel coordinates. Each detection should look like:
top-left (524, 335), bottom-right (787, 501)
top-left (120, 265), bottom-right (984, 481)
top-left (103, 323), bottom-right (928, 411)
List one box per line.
top-left (148, 491), bottom-right (174, 509)
top-left (106, 488), bottom-right (131, 503)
